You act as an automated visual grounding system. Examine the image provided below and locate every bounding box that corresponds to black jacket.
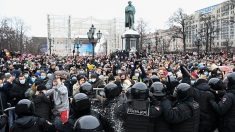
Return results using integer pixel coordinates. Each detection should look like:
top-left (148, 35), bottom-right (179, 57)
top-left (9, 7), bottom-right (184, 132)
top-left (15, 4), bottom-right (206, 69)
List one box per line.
top-left (11, 116), bottom-right (49, 132)
top-left (151, 98), bottom-right (172, 132)
top-left (33, 93), bottom-right (52, 121)
top-left (192, 82), bottom-right (217, 132)
top-left (115, 99), bottom-right (158, 132)
top-left (162, 98), bottom-right (200, 132)
top-left (9, 80), bottom-right (30, 106)
top-left (210, 90), bottom-right (235, 132)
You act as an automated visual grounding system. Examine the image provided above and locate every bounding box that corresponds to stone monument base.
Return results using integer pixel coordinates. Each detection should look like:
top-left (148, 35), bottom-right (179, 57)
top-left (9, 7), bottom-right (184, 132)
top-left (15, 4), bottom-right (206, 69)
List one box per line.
top-left (122, 29), bottom-right (140, 52)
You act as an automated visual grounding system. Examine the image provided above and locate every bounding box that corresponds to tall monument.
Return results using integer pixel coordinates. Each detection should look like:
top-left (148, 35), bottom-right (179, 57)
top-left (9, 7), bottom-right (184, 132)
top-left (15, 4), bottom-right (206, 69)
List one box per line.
top-left (122, 1), bottom-right (140, 52)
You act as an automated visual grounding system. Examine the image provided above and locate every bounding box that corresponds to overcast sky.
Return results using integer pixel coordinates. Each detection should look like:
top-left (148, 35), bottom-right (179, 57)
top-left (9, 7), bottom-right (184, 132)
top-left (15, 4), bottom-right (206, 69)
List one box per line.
top-left (0, 0), bottom-right (226, 37)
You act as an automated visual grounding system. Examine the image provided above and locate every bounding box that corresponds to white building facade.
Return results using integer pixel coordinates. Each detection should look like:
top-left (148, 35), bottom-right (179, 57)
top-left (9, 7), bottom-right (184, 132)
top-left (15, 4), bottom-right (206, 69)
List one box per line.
top-left (185, 1), bottom-right (235, 52)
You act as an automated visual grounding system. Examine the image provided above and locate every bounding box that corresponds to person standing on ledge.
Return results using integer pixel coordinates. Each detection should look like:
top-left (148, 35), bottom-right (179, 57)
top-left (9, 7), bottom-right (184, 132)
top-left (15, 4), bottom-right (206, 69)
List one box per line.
top-left (125, 1), bottom-right (135, 30)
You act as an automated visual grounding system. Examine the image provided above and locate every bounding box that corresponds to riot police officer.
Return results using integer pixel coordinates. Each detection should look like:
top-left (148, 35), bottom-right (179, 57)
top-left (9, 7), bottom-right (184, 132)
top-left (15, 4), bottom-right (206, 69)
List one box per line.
top-left (115, 82), bottom-right (158, 132)
top-left (209, 73), bottom-right (235, 132)
top-left (73, 115), bottom-right (105, 132)
top-left (79, 82), bottom-right (94, 98)
top-left (65, 93), bottom-right (110, 132)
top-left (208, 78), bottom-right (225, 103)
top-left (100, 83), bottom-right (122, 132)
top-left (192, 78), bottom-right (217, 132)
top-left (11, 99), bottom-right (53, 132)
top-left (150, 82), bottom-right (171, 132)
top-left (162, 83), bottom-right (200, 132)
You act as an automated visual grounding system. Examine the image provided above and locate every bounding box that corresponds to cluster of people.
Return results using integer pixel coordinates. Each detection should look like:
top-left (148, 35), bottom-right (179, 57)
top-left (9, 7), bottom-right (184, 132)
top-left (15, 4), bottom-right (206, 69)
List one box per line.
top-left (0, 49), bottom-right (235, 132)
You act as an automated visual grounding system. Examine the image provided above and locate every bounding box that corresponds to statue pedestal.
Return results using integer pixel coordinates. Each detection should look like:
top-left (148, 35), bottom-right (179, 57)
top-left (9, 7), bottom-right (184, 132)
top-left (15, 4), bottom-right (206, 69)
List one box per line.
top-left (122, 29), bottom-right (140, 52)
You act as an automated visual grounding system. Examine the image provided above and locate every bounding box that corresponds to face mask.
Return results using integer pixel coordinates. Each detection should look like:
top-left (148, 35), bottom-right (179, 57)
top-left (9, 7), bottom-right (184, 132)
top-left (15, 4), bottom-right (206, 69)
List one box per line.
top-left (90, 79), bottom-right (96, 83)
top-left (47, 73), bottom-right (52, 77)
top-left (31, 78), bottom-right (36, 82)
top-left (20, 80), bottom-right (26, 84)
top-left (24, 74), bottom-right (29, 78)
top-left (41, 76), bottom-right (46, 80)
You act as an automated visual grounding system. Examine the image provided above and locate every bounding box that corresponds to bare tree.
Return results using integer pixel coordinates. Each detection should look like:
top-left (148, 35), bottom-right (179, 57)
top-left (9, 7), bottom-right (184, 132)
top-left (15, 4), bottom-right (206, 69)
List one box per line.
top-left (168, 8), bottom-right (189, 53)
top-left (0, 17), bottom-right (29, 53)
top-left (136, 18), bottom-right (148, 51)
top-left (198, 14), bottom-right (219, 52)
top-left (153, 29), bottom-right (160, 52)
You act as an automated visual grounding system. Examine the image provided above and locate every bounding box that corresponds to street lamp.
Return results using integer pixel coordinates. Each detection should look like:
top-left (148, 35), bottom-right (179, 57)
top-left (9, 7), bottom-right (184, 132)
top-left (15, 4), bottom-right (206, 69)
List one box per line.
top-left (194, 34), bottom-right (201, 59)
top-left (73, 38), bottom-right (82, 59)
top-left (87, 24), bottom-right (102, 58)
top-left (48, 38), bottom-right (52, 55)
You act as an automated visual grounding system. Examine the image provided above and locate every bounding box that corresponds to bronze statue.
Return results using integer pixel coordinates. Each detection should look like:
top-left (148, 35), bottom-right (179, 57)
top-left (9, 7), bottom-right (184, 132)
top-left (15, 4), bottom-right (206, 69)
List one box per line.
top-left (125, 1), bottom-right (135, 29)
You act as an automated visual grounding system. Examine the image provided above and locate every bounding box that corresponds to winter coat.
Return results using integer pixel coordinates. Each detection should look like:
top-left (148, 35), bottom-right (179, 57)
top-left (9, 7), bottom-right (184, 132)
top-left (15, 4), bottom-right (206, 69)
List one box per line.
top-left (33, 93), bottom-right (52, 121)
top-left (11, 116), bottom-right (49, 132)
top-left (45, 84), bottom-right (69, 114)
top-left (9, 80), bottom-right (30, 106)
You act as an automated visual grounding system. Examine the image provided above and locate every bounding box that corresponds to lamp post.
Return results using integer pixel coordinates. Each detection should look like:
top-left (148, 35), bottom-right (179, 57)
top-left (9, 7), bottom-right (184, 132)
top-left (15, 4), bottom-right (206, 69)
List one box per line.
top-left (87, 24), bottom-right (102, 58)
top-left (48, 38), bottom-right (52, 55)
top-left (73, 38), bottom-right (82, 58)
top-left (194, 34), bottom-right (201, 59)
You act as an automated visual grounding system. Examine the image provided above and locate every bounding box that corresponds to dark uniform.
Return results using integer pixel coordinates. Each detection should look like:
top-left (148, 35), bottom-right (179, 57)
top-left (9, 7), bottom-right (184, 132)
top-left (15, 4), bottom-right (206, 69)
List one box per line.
top-left (209, 73), bottom-right (235, 132)
top-left (115, 82), bottom-right (158, 132)
top-left (150, 82), bottom-right (171, 132)
top-left (192, 78), bottom-right (217, 132)
top-left (100, 83), bottom-right (122, 132)
top-left (11, 99), bottom-right (53, 132)
top-left (65, 93), bottom-right (111, 132)
top-left (162, 83), bottom-right (200, 132)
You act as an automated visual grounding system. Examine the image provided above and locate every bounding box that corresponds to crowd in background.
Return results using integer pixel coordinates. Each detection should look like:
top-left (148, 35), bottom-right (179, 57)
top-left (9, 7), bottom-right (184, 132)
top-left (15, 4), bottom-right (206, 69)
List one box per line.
top-left (0, 48), bottom-right (235, 132)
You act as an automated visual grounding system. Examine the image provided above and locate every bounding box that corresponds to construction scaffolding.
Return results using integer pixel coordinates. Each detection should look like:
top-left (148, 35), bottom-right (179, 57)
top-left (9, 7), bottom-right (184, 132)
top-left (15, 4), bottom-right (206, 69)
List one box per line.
top-left (47, 15), bottom-right (125, 56)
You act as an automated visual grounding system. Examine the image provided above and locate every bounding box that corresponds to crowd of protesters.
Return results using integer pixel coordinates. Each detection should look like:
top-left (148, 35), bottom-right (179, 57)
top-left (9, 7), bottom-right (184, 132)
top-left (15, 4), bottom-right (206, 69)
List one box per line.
top-left (0, 48), bottom-right (235, 132)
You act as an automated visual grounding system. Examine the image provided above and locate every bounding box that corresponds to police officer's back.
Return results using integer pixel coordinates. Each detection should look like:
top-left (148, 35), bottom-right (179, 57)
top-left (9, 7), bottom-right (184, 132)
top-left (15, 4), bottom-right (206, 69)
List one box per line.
top-left (162, 83), bottom-right (200, 132)
top-left (150, 82), bottom-right (171, 132)
top-left (192, 78), bottom-right (217, 132)
top-left (210, 73), bottom-right (235, 132)
top-left (115, 82), bottom-right (157, 132)
top-left (11, 99), bottom-right (52, 132)
top-left (100, 83), bottom-right (122, 132)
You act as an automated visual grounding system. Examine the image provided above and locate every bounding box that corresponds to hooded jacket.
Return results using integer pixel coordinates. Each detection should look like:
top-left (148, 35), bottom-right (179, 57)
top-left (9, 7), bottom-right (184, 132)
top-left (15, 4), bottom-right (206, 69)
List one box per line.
top-left (11, 116), bottom-right (47, 132)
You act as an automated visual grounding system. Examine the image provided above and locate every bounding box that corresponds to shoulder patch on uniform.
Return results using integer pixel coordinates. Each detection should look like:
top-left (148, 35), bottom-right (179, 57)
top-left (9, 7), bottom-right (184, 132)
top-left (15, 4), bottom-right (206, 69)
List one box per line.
top-left (222, 98), bottom-right (227, 103)
top-left (155, 106), bottom-right (160, 111)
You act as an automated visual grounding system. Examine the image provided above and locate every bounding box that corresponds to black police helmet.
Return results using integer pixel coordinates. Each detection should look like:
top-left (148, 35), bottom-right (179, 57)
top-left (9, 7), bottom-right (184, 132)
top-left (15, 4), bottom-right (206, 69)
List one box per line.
top-left (80, 82), bottom-right (93, 95)
top-left (150, 75), bottom-right (160, 83)
top-left (167, 76), bottom-right (179, 88)
top-left (227, 72), bottom-right (235, 89)
top-left (74, 115), bottom-right (104, 132)
top-left (131, 82), bottom-right (149, 100)
top-left (173, 83), bottom-right (192, 100)
top-left (15, 99), bottom-right (35, 117)
top-left (193, 78), bottom-right (208, 87)
top-left (208, 78), bottom-right (224, 91)
top-left (72, 93), bottom-right (91, 112)
top-left (150, 82), bottom-right (166, 97)
top-left (104, 83), bottom-right (120, 99)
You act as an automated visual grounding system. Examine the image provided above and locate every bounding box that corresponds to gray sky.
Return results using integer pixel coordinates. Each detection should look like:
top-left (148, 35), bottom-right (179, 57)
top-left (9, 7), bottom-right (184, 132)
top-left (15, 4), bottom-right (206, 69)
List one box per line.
top-left (0, 0), bottom-right (226, 37)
